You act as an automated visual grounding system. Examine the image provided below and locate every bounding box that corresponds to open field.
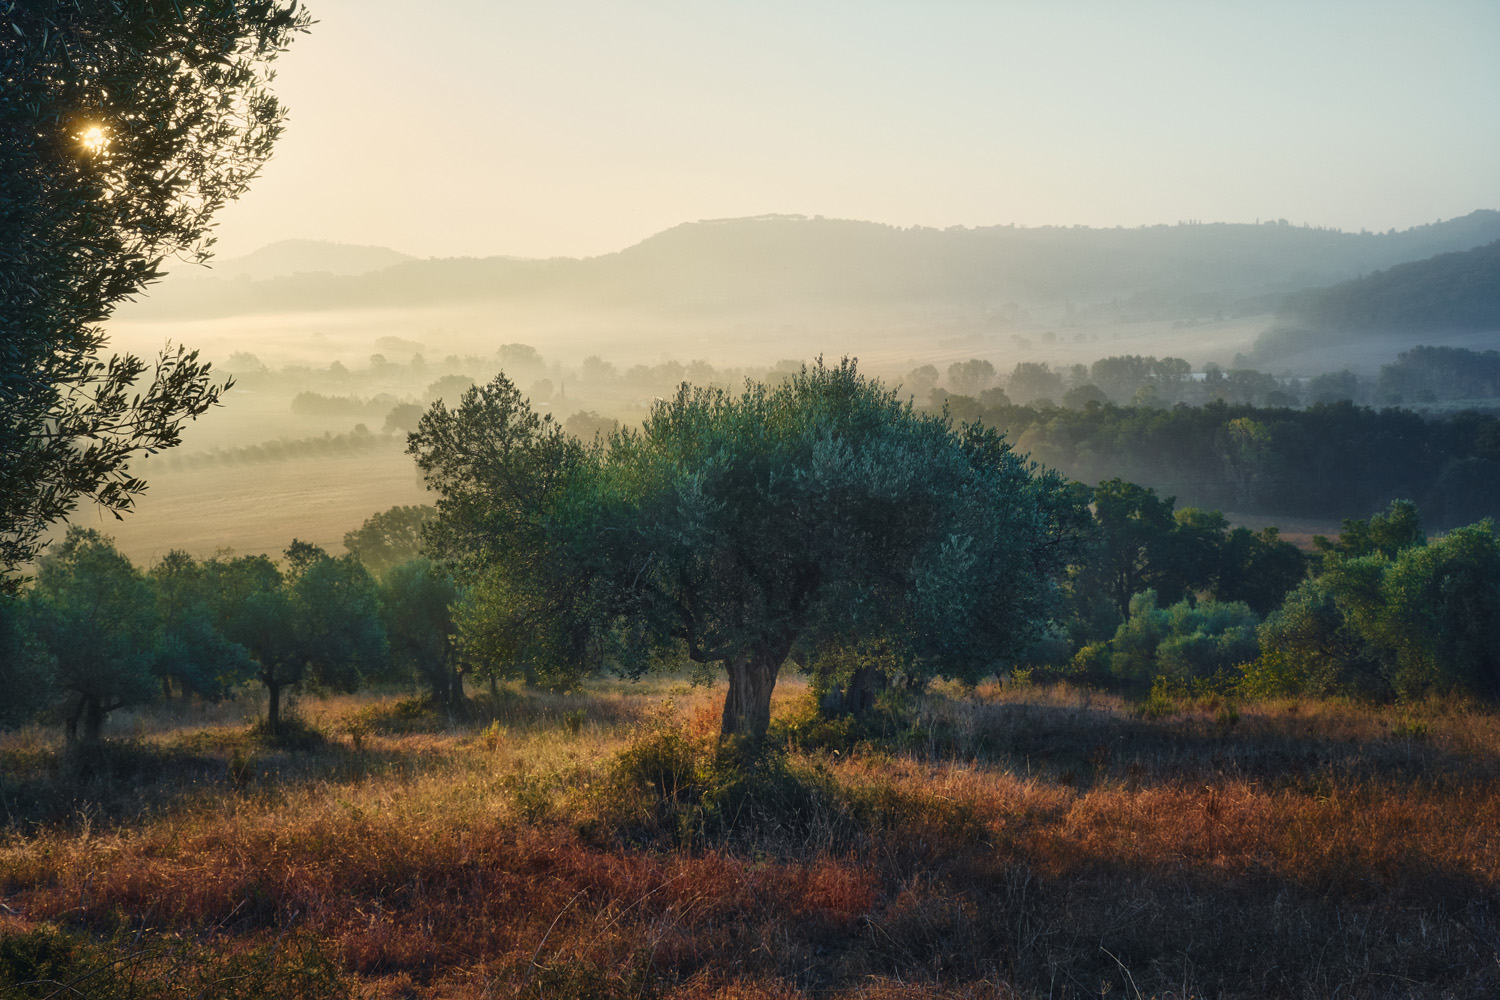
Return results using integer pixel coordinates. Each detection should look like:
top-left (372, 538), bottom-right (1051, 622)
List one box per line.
top-left (59, 451), bottom-right (430, 568)
top-left (3, 677), bottom-right (1497, 998)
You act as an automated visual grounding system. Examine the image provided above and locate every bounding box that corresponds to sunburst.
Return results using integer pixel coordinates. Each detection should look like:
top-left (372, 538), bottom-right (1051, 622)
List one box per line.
top-left (79, 124), bottom-right (109, 154)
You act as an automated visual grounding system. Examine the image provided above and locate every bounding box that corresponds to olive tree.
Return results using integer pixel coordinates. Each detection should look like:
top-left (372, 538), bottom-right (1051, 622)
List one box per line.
top-left (381, 557), bottom-right (463, 708)
top-left (149, 549), bottom-right (254, 701)
top-left (206, 544), bottom-right (386, 735)
top-left (413, 359), bottom-right (1087, 740)
top-left (2, 1), bottom-right (310, 582)
top-left (27, 527), bottom-right (156, 741)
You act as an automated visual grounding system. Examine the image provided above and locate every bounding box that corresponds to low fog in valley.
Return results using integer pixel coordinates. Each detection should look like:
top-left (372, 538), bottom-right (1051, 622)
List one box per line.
top-left (88, 211), bottom-right (1500, 565)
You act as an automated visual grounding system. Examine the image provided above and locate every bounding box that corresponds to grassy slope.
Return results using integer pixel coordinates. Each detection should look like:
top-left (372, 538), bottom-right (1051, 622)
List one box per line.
top-left (1, 678), bottom-right (1497, 999)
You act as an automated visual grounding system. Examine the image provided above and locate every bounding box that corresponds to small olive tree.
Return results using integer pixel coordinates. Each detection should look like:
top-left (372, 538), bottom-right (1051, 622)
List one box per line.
top-left (207, 544), bottom-right (387, 734)
top-left (381, 558), bottom-right (463, 708)
top-left (27, 528), bottom-right (156, 741)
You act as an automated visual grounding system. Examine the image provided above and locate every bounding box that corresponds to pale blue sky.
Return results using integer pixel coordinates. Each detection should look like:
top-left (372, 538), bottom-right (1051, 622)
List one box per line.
top-left (207, 0), bottom-right (1500, 259)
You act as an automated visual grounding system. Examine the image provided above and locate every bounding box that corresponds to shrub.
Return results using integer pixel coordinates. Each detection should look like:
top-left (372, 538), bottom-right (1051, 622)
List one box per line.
top-left (1235, 647), bottom-right (1310, 699)
top-left (603, 703), bottom-right (842, 847)
top-left (1107, 590), bottom-right (1259, 686)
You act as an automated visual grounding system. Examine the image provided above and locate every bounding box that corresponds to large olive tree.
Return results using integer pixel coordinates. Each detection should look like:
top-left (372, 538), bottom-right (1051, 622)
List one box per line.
top-left (1, 1), bottom-right (310, 582)
top-left (413, 359), bottom-right (1088, 739)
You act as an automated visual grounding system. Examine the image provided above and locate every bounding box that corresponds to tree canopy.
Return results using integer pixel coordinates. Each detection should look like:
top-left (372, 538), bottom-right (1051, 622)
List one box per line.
top-left (412, 359), bottom-right (1089, 738)
top-left (1, 1), bottom-right (310, 582)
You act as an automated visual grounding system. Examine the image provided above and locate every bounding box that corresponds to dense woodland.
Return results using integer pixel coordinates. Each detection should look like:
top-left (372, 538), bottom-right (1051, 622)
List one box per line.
top-left (1277, 238), bottom-right (1500, 335)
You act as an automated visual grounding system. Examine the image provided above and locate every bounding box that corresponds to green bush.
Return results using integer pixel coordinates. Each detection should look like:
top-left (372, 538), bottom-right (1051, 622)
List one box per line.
top-left (1106, 590), bottom-right (1259, 686)
top-left (1263, 520), bottom-right (1500, 700)
top-left (1235, 647), bottom-right (1311, 699)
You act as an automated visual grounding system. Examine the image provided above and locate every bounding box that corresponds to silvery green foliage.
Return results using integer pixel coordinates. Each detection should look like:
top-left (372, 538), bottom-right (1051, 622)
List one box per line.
top-left (605, 359), bottom-right (1088, 685)
top-left (414, 359), bottom-right (1090, 698)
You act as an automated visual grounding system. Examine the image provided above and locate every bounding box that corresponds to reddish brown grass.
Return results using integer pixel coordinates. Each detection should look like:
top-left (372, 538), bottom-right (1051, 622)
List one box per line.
top-left (2, 677), bottom-right (1497, 998)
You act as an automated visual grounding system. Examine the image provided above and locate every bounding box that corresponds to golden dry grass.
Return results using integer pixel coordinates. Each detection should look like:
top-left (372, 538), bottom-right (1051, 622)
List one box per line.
top-left (2, 677), bottom-right (1497, 999)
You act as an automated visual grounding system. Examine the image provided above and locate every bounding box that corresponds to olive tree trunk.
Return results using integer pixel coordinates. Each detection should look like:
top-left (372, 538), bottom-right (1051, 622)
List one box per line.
top-left (265, 677), bottom-right (283, 735)
top-left (819, 663), bottom-right (887, 717)
top-left (721, 650), bottom-right (784, 739)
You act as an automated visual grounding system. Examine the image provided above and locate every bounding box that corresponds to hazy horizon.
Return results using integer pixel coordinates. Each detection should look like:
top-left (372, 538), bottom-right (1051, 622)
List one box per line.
top-left (201, 1), bottom-right (1500, 261)
top-left (72, 1), bottom-right (1500, 567)
top-left (201, 207), bottom-right (1500, 270)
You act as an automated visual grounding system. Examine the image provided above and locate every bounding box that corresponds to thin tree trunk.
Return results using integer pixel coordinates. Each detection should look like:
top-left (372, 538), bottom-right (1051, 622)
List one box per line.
top-left (821, 663), bottom-right (887, 717)
top-left (266, 679), bottom-right (282, 735)
top-left (721, 651), bottom-right (783, 739)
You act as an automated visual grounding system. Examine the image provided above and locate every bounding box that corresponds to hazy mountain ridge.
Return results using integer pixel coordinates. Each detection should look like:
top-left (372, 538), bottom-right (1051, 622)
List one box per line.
top-left (128, 211), bottom-right (1500, 322)
top-left (1280, 239), bottom-right (1500, 332)
top-left (196, 239), bottom-right (417, 281)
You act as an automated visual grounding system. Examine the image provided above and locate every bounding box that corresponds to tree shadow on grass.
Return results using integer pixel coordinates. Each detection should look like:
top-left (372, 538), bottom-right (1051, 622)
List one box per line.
top-left (931, 697), bottom-right (1500, 791)
top-left (0, 687), bottom-right (660, 835)
top-left (847, 847), bottom-right (1500, 1000)
top-left (0, 727), bottom-right (451, 834)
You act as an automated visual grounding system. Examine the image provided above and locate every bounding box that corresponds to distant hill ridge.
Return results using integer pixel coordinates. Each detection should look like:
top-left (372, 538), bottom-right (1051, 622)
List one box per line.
top-left (202, 239), bottom-right (416, 281)
top-left (133, 211), bottom-right (1500, 319)
top-left (1280, 239), bottom-right (1500, 332)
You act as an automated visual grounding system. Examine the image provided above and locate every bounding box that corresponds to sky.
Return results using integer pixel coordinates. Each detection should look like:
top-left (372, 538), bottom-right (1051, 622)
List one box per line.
top-left (204, 0), bottom-right (1500, 261)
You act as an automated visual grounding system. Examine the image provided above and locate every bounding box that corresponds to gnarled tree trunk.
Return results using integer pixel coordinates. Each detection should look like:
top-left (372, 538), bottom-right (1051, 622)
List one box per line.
top-left (721, 650), bottom-right (784, 739)
top-left (820, 663), bottom-right (887, 717)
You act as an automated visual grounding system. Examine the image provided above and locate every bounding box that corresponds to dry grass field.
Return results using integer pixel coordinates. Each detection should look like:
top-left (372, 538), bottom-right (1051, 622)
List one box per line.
top-left (82, 451), bottom-right (430, 568)
top-left (2, 677), bottom-right (1497, 999)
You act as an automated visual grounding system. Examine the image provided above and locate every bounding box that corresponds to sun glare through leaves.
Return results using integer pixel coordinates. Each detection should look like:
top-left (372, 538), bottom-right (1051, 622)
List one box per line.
top-left (78, 123), bottom-right (108, 154)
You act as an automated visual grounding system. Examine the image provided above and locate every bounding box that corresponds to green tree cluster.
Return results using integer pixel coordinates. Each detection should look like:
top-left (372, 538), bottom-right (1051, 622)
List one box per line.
top-left (1068, 479), bottom-right (1306, 638)
top-left (921, 396), bottom-right (1500, 529)
top-left (1082, 589), bottom-right (1260, 685)
top-left (1263, 503), bottom-right (1500, 699)
top-left (1376, 346), bottom-right (1500, 405)
top-left (0, 530), bottom-right (469, 740)
top-left (411, 359), bottom-right (1090, 738)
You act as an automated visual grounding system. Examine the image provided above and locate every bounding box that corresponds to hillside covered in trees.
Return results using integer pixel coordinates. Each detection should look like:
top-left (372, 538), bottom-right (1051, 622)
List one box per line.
top-left (1278, 239), bottom-right (1500, 334)
top-left (129, 211), bottom-right (1500, 323)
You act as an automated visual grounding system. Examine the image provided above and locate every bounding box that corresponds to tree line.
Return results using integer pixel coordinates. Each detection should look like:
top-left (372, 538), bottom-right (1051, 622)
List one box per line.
top-left (1068, 498), bottom-right (1500, 702)
top-left (5, 362), bottom-right (1498, 745)
top-left (1, 528), bottom-right (456, 741)
top-left (928, 395), bottom-right (1500, 527)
